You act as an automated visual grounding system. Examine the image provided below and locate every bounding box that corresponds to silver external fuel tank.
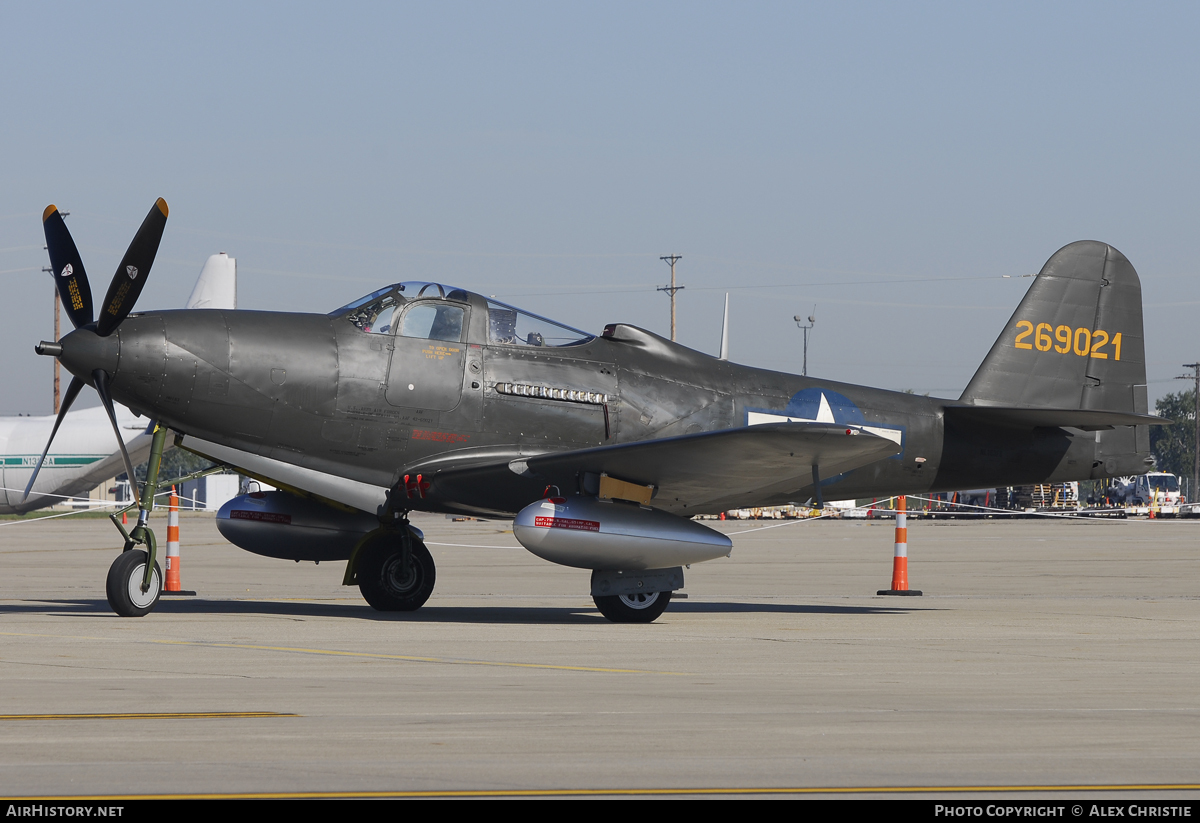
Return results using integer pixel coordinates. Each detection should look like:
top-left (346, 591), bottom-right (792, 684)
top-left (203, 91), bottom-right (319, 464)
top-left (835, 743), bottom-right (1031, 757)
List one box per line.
top-left (513, 495), bottom-right (732, 570)
top-left (216, 491), bottom-right (382, 562)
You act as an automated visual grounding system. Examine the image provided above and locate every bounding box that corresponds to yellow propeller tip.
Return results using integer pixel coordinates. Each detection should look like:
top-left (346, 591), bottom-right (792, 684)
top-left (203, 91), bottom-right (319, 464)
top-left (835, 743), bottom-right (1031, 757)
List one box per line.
top-left (42, 205), bottom-right (57, 222)
top-left (155, 198), bottom-right (169, 217)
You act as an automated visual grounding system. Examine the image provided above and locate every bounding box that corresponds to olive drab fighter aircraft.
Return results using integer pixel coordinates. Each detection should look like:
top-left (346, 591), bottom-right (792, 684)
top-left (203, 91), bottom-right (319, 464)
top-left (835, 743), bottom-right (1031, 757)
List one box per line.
top-left (27, 199), bottom-right (1162, 621)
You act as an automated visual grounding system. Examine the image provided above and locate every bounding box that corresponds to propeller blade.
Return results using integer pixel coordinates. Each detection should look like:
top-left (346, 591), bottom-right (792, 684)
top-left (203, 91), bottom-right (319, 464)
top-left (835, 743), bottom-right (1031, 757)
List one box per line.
top-left (42, 205), bottom-right (94, 329)
top-left (20, 376), bottom-right (85, 502)
top-left (95, 198), bottom-right (169, 337)
top-left (92, 369), bottom-right (141, 493)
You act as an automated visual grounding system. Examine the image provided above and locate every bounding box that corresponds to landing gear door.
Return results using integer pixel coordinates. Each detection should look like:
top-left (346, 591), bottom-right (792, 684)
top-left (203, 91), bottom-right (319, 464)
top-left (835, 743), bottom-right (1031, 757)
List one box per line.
top-left (384, 302), bottom-right (469, 412)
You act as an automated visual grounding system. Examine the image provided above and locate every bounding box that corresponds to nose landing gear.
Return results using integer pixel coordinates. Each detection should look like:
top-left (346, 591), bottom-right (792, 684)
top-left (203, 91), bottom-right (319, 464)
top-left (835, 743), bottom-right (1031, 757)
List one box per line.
top-left (106, 424), bottom-right (169, 617)
top-left (106, 550), bottom-right (163, 617)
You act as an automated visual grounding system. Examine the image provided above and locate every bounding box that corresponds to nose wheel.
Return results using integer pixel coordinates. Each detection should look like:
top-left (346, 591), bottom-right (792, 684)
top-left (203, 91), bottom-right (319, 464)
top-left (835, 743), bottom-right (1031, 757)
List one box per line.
top-left (106, 550), bottom-right (163, 617)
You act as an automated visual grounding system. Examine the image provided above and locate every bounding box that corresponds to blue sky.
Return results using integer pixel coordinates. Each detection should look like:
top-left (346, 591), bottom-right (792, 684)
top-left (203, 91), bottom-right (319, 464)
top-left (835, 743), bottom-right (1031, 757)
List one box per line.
top-left (3, 2), bottom-right (1198, 413)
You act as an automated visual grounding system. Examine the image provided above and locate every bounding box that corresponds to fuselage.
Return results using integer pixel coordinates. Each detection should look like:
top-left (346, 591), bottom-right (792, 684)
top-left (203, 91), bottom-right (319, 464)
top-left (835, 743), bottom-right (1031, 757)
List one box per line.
top-left (54, 282), bottom-right (1147, 518)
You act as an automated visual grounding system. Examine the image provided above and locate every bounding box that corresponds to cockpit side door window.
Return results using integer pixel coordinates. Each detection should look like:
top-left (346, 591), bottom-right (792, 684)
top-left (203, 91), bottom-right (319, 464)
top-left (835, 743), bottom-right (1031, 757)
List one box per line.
top-left (398, 303), bottom-right (466, 343)
top-left (384, 302), bottom-right (469, 411)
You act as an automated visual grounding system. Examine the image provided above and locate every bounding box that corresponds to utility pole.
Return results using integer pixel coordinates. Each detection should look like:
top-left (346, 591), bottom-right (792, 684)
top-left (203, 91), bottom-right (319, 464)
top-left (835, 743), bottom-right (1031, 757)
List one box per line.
top-left (1177, 363), bottom-right (1200, 501)
top-left (794, 308), bottom-right (816, 377)
top-left (42, 266), bottom-right (60, 414)
top-left (42, 209), bottom-right (67, 415)
top-left (657, 255), bottom-right (684, 341)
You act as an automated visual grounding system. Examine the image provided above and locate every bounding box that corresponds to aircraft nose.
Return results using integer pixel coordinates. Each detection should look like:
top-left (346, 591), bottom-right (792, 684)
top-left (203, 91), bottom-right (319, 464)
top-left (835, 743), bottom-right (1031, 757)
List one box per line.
top-left (54, 327), bottom-right (120, 380)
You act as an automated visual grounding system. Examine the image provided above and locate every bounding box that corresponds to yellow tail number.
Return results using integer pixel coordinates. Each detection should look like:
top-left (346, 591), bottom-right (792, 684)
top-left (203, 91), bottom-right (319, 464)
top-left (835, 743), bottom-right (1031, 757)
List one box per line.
top-left (1014, 320), bottom-right (1121, 360)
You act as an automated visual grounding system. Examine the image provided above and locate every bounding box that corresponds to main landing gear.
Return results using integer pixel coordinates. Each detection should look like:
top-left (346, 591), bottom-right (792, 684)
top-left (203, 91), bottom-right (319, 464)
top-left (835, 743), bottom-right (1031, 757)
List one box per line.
top-left (352, 525), bottom-right (436, 612)
top-left (106, 425), bottom-right (170, 617)
top-left (589, 568), bottom-right (682, 623)
top-left (593, 591), bottom-right (672, 623)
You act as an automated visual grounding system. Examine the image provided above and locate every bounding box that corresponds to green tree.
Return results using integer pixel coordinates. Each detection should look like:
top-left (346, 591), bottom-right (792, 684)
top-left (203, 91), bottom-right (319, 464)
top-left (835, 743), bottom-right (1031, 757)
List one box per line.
top-left (1151, 390), bottom-right (1196, 481)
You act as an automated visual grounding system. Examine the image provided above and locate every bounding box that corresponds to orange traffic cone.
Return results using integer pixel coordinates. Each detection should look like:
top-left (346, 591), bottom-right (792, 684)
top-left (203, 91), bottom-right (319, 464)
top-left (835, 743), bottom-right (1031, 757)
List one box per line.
top-left (878, 495), bottom-right (922, 596)
top-left (161, 487), bottom-right (196, 597)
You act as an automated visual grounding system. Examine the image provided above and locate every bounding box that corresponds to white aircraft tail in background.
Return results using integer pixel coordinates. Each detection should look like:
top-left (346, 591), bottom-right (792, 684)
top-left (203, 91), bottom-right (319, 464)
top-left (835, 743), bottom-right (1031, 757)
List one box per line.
top-left (186, 253), bottom-right (236, 310)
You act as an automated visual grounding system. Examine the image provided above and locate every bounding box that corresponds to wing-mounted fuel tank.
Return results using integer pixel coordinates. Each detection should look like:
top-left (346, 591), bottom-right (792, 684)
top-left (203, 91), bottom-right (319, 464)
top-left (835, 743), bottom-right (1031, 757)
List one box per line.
top-left (513, 495), bottom-right (732, 570)
top-left (216, 491), bottom-right (384, 561)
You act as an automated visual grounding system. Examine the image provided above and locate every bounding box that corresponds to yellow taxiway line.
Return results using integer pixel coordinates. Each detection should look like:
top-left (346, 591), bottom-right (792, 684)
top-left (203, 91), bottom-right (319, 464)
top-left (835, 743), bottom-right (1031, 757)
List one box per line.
top-left (152, 638), bottom-right (687, 675)
top-left (0, 712), bottom-right (295, 721)
top-left (0, 630), bottom-right (688, 676)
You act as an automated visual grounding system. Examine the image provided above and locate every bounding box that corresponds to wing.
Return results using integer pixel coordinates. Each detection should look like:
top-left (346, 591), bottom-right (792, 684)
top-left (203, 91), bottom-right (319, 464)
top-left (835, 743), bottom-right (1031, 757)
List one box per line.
top-left (184, 424), bottom-right (898, 518)
top-left (435, 422), bottom-right (901, 516)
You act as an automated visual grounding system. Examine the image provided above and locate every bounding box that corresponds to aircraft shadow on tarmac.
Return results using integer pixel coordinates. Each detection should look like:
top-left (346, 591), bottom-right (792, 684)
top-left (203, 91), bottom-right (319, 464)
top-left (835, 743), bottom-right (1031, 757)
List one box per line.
top-left (2, 598), bottom-right (933, 623)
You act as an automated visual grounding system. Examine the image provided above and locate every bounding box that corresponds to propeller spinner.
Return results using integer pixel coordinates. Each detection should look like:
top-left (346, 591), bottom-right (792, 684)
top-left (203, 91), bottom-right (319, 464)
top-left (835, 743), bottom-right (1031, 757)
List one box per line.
top-left (24, 198), bottom-right (170, 501)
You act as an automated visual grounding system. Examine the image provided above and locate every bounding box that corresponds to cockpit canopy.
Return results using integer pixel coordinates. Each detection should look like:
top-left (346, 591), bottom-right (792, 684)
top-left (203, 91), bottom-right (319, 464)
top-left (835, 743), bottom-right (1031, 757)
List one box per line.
top-left (329, 282), bottom-right (594, 348)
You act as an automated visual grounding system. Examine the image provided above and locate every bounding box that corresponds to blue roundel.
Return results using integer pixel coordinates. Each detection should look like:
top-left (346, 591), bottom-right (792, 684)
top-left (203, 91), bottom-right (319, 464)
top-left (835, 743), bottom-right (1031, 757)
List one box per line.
top-left (784, 388), bottom-right (866, 425)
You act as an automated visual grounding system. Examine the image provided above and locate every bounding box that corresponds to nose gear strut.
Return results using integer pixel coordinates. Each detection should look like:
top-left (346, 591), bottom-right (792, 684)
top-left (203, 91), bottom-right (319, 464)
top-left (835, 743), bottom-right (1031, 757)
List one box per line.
top-left (106, 424), bottom-right (169, 616)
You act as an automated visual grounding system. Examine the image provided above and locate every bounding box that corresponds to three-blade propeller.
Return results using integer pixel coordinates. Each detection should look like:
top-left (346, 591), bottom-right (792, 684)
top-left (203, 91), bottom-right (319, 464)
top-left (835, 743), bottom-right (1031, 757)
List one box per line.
top-left (22, 199), bottom-right (170, 503)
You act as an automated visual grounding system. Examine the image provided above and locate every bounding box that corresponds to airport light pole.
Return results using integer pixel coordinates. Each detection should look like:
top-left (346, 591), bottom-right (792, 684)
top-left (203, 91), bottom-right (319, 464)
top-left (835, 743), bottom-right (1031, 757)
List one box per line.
top-left (794, 309), bottom-right (815, 377)
top-left (657, 255), bottom-right (684, 342)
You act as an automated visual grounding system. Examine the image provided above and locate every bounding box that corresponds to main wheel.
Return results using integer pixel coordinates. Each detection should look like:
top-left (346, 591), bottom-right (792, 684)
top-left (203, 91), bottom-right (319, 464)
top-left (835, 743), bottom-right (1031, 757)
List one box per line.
top-left (358, 532), bottom-right (436, 612)
top-left (593, 590), bottom-right (672, 623)
top-left (106, 550), bottom-right (163, 617)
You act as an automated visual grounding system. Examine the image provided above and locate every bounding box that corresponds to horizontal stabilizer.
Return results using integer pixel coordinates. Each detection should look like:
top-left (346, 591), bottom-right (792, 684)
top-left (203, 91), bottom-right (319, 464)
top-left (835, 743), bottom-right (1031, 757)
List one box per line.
top-left (945, 405), bottom-right (1165, 431)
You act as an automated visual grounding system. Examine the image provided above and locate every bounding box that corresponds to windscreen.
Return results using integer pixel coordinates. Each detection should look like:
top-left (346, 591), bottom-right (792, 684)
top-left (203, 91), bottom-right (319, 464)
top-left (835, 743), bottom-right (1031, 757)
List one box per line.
top-left (329, 285), bottom-right (406, 334)
top-left (1148, 475), bottom-right (1179, 492)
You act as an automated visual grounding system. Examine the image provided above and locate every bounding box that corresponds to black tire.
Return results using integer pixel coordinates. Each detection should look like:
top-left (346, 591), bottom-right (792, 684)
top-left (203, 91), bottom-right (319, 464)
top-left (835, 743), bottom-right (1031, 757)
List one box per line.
top-left (106, 550), bottom-right (162, 617)
top-left (357, 532), bottom-right (436, 612)
top-left (593, 590), bottom-right (672, 623)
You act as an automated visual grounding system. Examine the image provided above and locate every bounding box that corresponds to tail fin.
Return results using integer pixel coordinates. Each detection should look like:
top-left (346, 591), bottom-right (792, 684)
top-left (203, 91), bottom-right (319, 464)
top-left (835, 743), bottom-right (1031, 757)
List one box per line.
top-left (960, 240), bottom-right (1147, 415)
top-left (185, 253), bottom-right (237, 310)
top-left (718, 293), bottom-right (729, 360)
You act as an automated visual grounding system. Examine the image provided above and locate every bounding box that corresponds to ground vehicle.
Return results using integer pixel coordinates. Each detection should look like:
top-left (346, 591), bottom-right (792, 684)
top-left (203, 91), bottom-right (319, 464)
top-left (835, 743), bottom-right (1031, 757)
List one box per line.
top-left (1121, 472), bottom-right (1182, 506)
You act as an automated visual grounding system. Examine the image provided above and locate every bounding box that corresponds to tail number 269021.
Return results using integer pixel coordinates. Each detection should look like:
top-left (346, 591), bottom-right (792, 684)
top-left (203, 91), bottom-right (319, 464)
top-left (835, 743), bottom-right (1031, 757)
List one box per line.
top-left (1014, 321), bottom-right (1122, 360)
